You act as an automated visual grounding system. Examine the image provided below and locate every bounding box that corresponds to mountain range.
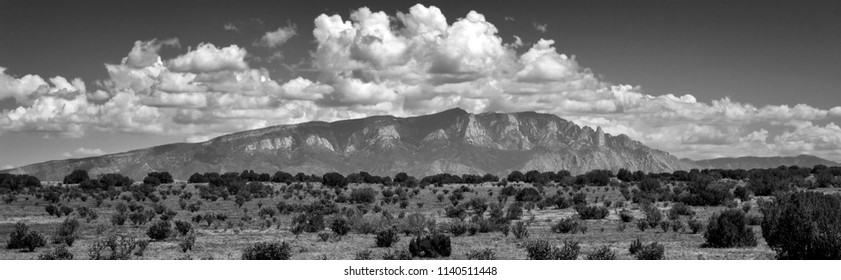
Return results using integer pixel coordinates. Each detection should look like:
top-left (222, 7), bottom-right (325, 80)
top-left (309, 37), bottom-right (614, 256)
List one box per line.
top-left (681, 155), bottom-right (838, 170)
top-left (3, 108), bottom-right (691, 180)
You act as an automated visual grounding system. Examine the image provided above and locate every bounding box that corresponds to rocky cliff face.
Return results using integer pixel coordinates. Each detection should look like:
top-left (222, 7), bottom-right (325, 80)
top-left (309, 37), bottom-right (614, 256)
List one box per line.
top-left (6, 108), bottom-right (688, 180)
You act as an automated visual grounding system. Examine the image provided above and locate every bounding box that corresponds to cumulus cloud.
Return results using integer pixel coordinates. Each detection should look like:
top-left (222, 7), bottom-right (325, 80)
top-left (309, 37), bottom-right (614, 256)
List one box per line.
top-left (167, 43), bottom-right (248, 73)
top-left (223, 23), bottom-right (239, 32)
top-left (124, 38), bottom-right (180, 68)
top-left (257, 23), bottom-right (297, 48)
top-left (2, 4), bottom-right (841, 162)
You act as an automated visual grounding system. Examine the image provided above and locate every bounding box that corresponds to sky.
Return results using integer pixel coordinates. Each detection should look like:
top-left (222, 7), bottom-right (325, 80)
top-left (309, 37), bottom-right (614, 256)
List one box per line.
top-left (1, 0), bottom-right (841, 169)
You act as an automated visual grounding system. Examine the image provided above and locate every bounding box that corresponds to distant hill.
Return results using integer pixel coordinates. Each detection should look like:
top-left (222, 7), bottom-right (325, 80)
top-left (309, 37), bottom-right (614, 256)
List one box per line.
top-left (682, 155), bottom-right (839, 170)
top-left (3, 108), bottom-right (688, 180)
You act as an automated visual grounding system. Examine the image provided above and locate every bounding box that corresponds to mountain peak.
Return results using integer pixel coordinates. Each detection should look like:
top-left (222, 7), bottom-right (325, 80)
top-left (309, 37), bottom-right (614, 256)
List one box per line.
top-left (8, 109), bottom-right (686, 180)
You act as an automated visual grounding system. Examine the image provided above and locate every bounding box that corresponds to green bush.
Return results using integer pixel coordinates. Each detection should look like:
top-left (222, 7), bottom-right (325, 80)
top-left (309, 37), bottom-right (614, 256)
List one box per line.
top-left (574, 205), bottom-right (609, 219)
top-left (703, 209), bottom-right (757, 248)
top-left (408, 234), bottom-right (452, 258)
top-left (642, 204), bottom-right (662, 228)
top-left (179, 234), bottom-right (196, 253)
top-left (465, 248), bottom-right (496, 260)
top-left (330, 218), bottom-right (351, 236)
top-left (146, 219), bottom-right (172, 241)
top-left (375, 227), bottom-right (400, 248)
top-left (382, 249), bottom-right (413, 260)
top-left (38, 245), bottom-right (73, 260)
top-left (585, 245), bottom-right (616, 260)
top-left (628, 238), bottom-right (643, 255)
top-left (619, 210), bottom-right (634, 223)
top-left (241, 241), bottom-right (292, 260)
top-left (761, 192), bottom-right (841, 259)
top-left (635, 242), bottom-right (665, 260)
top-left (6, 222), bottom-right (46, 252)
top-left (447, 220), bottom-right (467, 236)
top-left (551, 217), bottom-right (580, 234)
top-left (53, 218), bottom-right (80, 246)
top-left (688, 219), bottom-right (704, 234)
top-left (523, 239), bottom-right (579, 260)
top-left (354, 249), bottom-right (373, 260)
top-left (511, 221), bottom-right (529, 239)
top-left (174, 220), bottom-right (192, 236)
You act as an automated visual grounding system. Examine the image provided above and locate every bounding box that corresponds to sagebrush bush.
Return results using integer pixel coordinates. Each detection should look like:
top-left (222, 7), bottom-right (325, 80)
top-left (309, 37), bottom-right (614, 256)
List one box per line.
top-left (636, 220), bottom-right (649, 232)
top-left (53, 218), bottom-right (80, 246)
top-left (635, 242), bottom-right (665, 260)
top-left (688, 219), bottom-right (704, 234)
top-left (704, 209), bottom-right (757, 248)
top-left (111, 213), bottom-right (127, 226)
top-left (174, 220), bottom-right (192, 236)
top-left (619, 210), bottom-right (634, 223)
top-left (6, 222), bottom-right (46, 252)
top-left (330, 217), bottom-right (351, 236)
top-left (408, 234), bottom-right (452, 258)
top-left (628, 238), bottom-right (643, 255)
top-left (551, 217), bottom-right (580, 234)
top-left (179, 234), bottom-right (196, 253)
top-left (241, 241), bottom-right (292, 260)
top-left (574, 205), bottom-right (609, 219)
top-left (761, 192), bottom-right (841, 259)
top-left (382, 249), bottom-right (413, 260)
top-left (523, 239), bottom-right (579, 260)
top-left (87, 235), bottom-right (141, 260)
top-left (354, 249), bottom-right (373, 260)
top-left (375, 227), bottom-right (400, 248)
top-left (465, 248), bottom-right (496, 260)
top-left (511, 221), bottom-right (529, 239)
top-left (659, 220), bottom-right (671, 233)
top-left (585, 245), bottom-right (616, 260)
top-left (38, 245), bottom-right (73, 260)
top-left (642, 204), bottom-right (662, 228)
top-left (447, 220), bottom-right (468, 236)
top-left (146, 219), bottom-right (172, 241)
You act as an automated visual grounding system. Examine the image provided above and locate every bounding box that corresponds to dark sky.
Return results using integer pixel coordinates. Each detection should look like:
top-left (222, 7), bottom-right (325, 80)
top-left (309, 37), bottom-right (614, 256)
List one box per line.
top-left (2, 0), bottom-right (840, 106)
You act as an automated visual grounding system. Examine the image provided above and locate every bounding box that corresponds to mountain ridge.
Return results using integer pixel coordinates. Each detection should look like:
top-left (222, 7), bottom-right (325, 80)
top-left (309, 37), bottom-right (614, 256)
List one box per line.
top-left (682, 155), bottom-right (839, 170)
top-left (4, 108), bottom-right (689, 180)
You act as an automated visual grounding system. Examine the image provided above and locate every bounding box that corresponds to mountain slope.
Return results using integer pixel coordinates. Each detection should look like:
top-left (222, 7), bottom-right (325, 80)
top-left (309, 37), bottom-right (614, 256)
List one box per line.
top-left (4, 108), bottom-right (688, 180)
top-left (682, 155), bottom-right (839, 170)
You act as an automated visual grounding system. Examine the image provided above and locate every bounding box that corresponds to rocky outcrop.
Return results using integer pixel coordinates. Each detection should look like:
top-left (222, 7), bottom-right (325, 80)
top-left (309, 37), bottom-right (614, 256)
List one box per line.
top-left (5, 108), bottom-right (688, 180)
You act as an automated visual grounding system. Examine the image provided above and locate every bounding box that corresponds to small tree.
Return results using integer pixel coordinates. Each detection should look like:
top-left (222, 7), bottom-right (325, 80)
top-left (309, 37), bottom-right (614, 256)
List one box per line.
top-left (241, 241), bottom-right (292, 260)
top-left (146, 219), bottom-right (172, 241)
top-left (703, 209), bottom-right (757, 248)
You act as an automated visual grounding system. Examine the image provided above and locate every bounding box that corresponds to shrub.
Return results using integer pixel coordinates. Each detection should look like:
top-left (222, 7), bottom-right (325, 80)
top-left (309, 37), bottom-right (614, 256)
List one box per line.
top-left (511, 221), bottom-right (529, 239)
top-left (408, 234), bottom-right (452, 258)
top-left (619, 210), bottom-right (634, 223)
top-left (506, 202), bottom-right (524, 220)
top-left (447, 220), bottom-right (468, 236)
top-left (465, 248), bottom-right (496, 260)
top-left (6, 222), bottom-right (46, 252)
top-left (523, 239), bottom-right (579, 260)
top-left (375, 227), bottom-right (400, 248)
top-left (53, 218), bottom-right (80, 246)
top-left (241, 241), bottom-right (292, 260)
top-left (671, 220), bottom-right (685, 233)
top-left (382, 249), bottom-right (413, 260)
top-left (760, 192), bottom-right (841, 259)
top-left (515, 187), bottom-right (542, 202)
top-left (330, 218), bottom-right (351, 236)
top-left (574, 205), bottom-right (609, 219)
top-left (146, 219), bottom-right (172, 241)
top-left (628, 238), bottom-right (643, 255)
top-left (635, 242), bottom-right (665, 260)
top-left (179, 234), bottom-right (196, 253)
top-left (551, 217), bottom-right (580, 234)
top-left (642, 204), bottom-right (662, 228)
top-left (45, 204), bottom-right (58, 216)
top-left (703, 209), bottom-right (757, 248)
top-left (636, 220), bottom-right (649, 232)
top-left (585, 245), bottom-right (616, 260)
top-left (292, 212), bottom-right (324, 233)
top-left (668, 202), bottom-right (695, 219)
top-left (688, 219), bottom-right (704, 234)
top-left (174, 220), bottom-right (192, 236)
top-left (354, 249), bottom-right (373, 260)
top-left (87, 235), bottom-right (142, 260)
top-left (38, 245), bottom-right (74, 260)
top-left (350, 187), bottom-right (377, 204)
top-left (659, 220), bottom-right (671, 233)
